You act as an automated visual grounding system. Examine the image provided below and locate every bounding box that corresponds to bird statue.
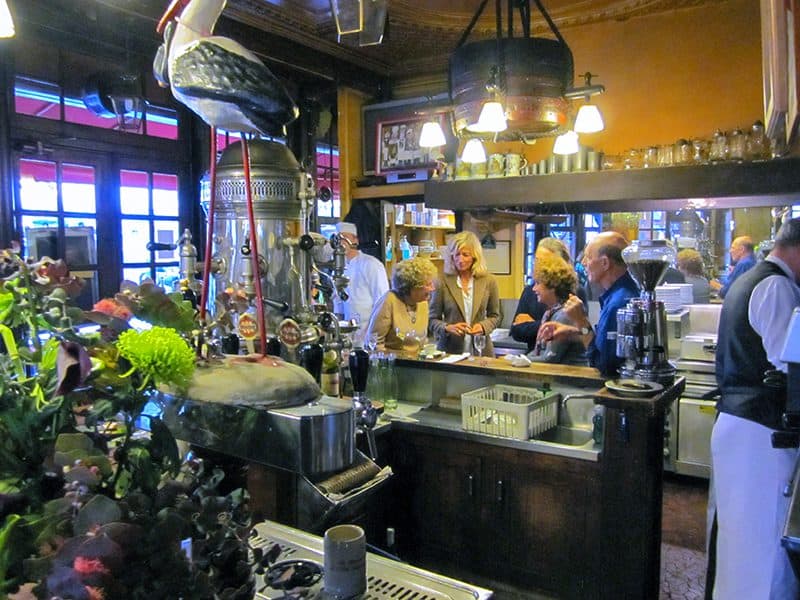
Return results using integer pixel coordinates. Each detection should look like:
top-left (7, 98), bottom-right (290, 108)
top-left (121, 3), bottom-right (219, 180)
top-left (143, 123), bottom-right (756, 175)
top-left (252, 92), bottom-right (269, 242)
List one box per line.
top-left (154, 0), bottom-right (299, 355)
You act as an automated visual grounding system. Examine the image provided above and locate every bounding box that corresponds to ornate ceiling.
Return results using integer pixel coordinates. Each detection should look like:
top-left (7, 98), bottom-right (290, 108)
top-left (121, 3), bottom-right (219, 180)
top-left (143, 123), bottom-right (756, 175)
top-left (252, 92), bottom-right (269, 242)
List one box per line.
top-left (225, 0), bottom-right (724, 78)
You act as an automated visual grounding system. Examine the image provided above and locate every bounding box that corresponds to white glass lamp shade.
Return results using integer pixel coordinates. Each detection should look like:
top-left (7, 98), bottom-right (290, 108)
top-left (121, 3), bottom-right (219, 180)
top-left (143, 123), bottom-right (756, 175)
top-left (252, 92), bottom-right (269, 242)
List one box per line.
top-left (0, 0), bottom-right (14, 38)
top-left (419, 121), bottom-right (447, 148)
top-left (466, 100), bottom-right (507, 133)
top-left (553, 130), bottom-right (579, 155)
top-left (461, 139), bottom-right (487, 163)
top-left (574, 103), bottom-right (604, 134)
top-left (330, 0), bottom-right (363, 35)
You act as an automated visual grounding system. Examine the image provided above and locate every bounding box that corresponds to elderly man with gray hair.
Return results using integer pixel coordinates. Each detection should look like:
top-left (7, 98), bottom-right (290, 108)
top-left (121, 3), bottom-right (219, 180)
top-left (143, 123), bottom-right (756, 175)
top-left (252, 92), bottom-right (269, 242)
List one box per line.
top-left (710, 218), bottom-right (800, 598)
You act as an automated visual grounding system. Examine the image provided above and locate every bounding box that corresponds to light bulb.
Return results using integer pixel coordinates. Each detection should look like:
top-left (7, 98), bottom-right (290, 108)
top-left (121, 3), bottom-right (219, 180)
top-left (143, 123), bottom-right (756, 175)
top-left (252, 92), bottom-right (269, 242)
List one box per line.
top-left (466, 101), bottom-right (507, 133)
top-left (553, 130), bottom-right (579, 155)
top-left (419, 121), bottom-right (447, 148)
top-left (461, 139), bottom-right (487, 163)
top-left (0, 0), bottom-right (15, 38)
top-left (574, 103), bottom-right (604, 133)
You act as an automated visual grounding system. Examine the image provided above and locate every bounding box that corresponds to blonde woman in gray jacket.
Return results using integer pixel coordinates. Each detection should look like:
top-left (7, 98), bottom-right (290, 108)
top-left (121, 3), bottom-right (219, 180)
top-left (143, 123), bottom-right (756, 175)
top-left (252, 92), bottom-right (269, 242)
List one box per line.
top-left (429, 231), bottom-right (501, 356)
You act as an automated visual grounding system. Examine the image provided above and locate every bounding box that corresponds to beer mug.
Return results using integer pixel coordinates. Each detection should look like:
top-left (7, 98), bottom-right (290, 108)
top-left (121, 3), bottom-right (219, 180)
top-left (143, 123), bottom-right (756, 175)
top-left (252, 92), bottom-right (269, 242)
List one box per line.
top-left (505, 153), bottom-right (528, 177)
top-left (487, 153), bottom-right (505, 178)
top-left (470, 160), bottom-right (487, 179)
top-left (455, 160), bottom-right (471, 180)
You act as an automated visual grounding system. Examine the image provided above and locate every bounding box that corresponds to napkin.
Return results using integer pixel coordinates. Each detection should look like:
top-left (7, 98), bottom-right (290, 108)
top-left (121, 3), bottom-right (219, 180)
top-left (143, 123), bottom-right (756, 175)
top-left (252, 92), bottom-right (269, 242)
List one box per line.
top-left (439, 352), bottom-right (471, 364)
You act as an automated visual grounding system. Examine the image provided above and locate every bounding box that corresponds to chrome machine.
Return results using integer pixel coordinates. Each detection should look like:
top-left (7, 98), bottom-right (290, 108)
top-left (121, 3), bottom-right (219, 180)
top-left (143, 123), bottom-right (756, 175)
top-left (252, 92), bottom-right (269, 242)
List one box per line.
top-left (156, 139), bottom-right (386, 533)
top-left (616, 239), bottom-right (677, 386)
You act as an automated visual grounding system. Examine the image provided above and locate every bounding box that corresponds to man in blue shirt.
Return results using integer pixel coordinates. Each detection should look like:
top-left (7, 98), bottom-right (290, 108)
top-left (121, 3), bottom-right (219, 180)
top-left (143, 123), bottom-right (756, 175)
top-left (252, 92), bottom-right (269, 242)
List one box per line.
top-left (536, 231), bottom-right (640, 376)
top-left (710, 235), bottom-right (756, 298)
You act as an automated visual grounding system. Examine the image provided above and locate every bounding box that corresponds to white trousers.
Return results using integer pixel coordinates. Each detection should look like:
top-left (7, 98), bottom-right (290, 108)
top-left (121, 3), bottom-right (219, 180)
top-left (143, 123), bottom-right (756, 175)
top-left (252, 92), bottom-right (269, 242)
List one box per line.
top-left (711, 412), bottom-right (799, 599)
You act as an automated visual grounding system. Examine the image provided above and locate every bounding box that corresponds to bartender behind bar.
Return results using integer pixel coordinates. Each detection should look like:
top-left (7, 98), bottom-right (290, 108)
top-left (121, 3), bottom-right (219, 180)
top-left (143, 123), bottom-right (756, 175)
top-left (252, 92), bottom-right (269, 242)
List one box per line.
top-left (710, 218), bottom-right (800, 598)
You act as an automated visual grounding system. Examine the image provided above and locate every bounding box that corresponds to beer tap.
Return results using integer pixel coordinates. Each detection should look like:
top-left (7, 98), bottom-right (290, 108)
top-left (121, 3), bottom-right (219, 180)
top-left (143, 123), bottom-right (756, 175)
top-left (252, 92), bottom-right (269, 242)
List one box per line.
top-left (349, 347), bottom-right (378, 460)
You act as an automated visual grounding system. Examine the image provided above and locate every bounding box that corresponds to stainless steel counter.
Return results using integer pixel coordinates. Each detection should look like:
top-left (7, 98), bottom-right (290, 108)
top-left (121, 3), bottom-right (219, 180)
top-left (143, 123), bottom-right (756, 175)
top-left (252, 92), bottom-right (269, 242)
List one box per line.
top-left (252, 520), bottom-right (493, 600)
top-left (380, 402), bottom-right (601, 462)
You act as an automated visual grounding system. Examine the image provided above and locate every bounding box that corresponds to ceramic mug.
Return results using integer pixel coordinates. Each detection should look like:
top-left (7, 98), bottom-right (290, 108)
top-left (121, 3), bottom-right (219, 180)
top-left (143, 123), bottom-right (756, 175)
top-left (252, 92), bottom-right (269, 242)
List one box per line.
top-left (505, 153), bottom-right (528, 176)
top-left (470, 160), bottom-right (487, 179)
top-left (487, 153), bottom-right (505, 178)
top-left (455, 160), bottom-right (471, 180)
top-left (324, 524), bottom-right (366, 599)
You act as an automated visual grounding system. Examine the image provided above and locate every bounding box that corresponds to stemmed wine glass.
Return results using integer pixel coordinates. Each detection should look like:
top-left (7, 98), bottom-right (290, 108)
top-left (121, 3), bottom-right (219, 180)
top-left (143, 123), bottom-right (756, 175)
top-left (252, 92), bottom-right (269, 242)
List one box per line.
top-left (365, 332), bottom-right (379, 354)
top-left (473, 333), bottom-right (487, 365)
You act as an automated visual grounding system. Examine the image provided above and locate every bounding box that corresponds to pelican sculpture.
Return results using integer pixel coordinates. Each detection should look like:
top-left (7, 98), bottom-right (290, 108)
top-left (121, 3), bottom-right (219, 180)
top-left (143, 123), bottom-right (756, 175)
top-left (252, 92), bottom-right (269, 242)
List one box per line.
top-left (154, 0), bottom-right (299, 355)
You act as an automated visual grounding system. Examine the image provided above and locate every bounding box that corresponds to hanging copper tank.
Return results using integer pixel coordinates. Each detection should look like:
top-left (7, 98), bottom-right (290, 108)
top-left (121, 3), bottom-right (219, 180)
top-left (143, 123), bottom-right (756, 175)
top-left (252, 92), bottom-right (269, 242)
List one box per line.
top-left (450, 37), bottom-right (574, 139)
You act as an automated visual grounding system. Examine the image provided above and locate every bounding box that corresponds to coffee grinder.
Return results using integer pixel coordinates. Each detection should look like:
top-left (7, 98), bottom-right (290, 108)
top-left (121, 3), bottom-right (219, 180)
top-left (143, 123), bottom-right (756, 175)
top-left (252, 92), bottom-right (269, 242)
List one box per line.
top-left (616, 239), bottom-right (677, 385)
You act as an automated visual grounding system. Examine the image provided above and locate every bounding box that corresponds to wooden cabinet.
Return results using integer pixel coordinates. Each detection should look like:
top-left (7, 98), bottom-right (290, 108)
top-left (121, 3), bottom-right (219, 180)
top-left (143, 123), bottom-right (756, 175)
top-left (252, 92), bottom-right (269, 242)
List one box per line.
top-left (391, 432), bottom-right (601, 599)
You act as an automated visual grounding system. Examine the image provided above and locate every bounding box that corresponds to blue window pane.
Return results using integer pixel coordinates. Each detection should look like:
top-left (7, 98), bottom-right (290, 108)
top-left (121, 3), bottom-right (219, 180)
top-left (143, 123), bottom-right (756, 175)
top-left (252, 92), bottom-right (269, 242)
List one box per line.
top-left (153, 221), bottom-right (180, 263)
top-left (18, 159), bottom-right (58, 211)
top-left (124, 267), bottom-right (151, 285)
top-left (121, 219), bottom-right (151, 263)
top-left (155, 266), bottom-right (180, 291)
top-left (64, 218), bottom-right (97, 266)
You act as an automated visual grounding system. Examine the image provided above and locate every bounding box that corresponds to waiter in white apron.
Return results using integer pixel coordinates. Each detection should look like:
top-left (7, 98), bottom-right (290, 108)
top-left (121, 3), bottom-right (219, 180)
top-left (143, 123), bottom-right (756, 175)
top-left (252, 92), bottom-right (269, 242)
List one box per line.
top-left (711, 218), bottom-right (800, 599)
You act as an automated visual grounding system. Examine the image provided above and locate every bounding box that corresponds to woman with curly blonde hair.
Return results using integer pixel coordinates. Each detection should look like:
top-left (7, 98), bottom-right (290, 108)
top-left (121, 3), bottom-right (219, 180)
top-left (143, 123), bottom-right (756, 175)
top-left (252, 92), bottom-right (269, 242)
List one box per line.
top-left (429, 231), bottom-right (500, 355)
top-left (367, 256), bottom-right (438, 351)
top-left (528, 252), bottom-right (587, 365)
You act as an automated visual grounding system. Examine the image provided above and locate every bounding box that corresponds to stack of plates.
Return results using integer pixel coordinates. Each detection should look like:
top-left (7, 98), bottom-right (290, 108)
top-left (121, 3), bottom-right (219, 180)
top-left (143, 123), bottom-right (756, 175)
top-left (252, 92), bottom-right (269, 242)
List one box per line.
top-left (655, 284), bottom-right (693, 311)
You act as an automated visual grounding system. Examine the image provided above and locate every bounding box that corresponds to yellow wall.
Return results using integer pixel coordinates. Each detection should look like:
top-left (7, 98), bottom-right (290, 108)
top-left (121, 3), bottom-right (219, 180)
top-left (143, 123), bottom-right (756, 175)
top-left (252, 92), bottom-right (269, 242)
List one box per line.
top-left (342, 0), bottom-right (766, 299)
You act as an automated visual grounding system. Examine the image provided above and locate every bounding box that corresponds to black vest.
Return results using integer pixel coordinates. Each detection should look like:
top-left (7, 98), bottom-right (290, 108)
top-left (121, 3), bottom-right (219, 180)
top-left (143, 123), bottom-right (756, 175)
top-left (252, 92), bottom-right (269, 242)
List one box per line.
top-left (715, 259), bottom-right (788, 429)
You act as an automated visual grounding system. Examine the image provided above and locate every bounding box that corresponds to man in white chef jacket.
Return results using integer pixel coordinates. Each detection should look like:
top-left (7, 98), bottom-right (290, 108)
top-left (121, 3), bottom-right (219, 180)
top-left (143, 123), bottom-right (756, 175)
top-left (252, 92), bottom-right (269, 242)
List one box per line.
top-left (712, 217), bottom-right (800, 599)
top-left (332, 222), bottom-right (389, 339)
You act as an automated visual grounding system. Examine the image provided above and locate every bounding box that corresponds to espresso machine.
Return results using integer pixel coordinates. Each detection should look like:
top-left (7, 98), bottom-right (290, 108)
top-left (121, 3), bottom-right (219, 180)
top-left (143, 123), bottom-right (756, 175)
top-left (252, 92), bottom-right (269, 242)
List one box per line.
top-left (616, 239), bottom-right (677, 385)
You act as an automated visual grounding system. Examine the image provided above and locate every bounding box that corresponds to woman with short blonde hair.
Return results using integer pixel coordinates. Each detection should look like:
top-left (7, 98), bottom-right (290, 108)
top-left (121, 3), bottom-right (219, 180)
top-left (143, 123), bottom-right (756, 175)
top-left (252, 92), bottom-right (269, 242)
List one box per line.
top-left (430, 231), bottom-right (500, 356)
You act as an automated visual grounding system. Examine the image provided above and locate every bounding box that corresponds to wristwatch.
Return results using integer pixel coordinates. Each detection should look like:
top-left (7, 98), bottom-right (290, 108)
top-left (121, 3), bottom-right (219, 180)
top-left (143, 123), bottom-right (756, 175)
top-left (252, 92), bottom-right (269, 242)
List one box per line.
top-left (579, 325), bottom-right (593, 335)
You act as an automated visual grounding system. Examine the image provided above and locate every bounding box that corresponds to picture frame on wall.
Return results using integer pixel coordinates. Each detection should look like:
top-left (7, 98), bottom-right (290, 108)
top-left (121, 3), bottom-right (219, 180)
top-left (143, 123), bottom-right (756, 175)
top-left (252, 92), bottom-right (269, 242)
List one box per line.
top-left (483, 240), bottom-right (511, 275)
top-left (362, 94), bottom-right (457, 176)
top-left (375, 116), bottom-right (443, 174)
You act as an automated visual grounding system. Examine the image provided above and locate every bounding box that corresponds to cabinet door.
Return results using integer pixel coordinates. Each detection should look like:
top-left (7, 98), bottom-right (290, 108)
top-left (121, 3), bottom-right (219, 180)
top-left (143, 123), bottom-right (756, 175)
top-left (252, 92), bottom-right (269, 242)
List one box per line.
top-left (393, 435), bottom-right (482, 564)
top-left (489, 453), bottom-right (594, 598)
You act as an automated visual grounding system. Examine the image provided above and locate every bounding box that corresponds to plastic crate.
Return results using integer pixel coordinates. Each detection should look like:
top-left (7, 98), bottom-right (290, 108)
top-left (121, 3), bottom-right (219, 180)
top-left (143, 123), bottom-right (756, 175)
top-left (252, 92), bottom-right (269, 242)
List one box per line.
top-left (461, 384), bottom-right (560, 440)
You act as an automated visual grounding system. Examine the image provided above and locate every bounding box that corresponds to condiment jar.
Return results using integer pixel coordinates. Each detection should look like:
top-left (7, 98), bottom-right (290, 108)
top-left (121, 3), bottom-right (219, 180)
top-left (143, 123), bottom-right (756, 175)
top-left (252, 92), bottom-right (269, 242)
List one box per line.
top-left (746, 120), bottom-right (768, 160)
top-left (728, 128), bottom-right (746, 162)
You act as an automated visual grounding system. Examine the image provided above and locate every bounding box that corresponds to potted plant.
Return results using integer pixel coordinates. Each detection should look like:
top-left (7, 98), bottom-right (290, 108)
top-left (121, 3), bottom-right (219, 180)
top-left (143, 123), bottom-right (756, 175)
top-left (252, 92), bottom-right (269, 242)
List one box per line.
top-left (0, 246), bottom-right (257, 599)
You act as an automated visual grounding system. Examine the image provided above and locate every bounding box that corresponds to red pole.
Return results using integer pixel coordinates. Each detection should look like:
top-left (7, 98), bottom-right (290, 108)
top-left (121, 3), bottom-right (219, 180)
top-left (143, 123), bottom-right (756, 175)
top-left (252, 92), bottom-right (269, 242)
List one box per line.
top-left (241, 137), bottom-right (267, 355)
top-left (199, 127), bottom-right (217, 327)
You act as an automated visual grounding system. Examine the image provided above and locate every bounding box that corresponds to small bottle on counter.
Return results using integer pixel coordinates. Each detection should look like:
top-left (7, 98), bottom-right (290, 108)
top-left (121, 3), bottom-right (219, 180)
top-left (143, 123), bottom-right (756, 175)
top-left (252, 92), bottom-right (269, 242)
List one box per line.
top-left (321, 348), bottom-right (340, 397)
top-left (592, 404), bottom-right (605, 444)
top-left (383, 353), bottom-right (398, 411)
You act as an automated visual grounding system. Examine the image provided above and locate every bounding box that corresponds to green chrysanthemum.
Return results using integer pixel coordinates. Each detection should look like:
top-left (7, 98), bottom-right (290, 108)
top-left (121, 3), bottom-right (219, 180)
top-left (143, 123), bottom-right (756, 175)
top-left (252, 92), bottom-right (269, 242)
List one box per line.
top-left (116, 327), bottom-right (195, 391)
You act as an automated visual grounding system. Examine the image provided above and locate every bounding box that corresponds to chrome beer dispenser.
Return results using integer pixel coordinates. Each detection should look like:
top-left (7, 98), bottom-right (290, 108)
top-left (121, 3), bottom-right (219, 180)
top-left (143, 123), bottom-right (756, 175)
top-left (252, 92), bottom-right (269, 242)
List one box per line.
top-left (199, 139), bottom-right (317, 339)
top-left (616, 239), bottom-right (677, 385)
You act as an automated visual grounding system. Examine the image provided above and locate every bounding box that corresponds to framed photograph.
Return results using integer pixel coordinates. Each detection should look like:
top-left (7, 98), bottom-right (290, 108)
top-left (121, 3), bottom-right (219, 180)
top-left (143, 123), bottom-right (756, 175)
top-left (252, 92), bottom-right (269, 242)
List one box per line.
top-left (483, 240), bottom-right (511, 275)
top-left (362, 94), bottom-right (457, 175)
top-left (376, 116), bottom-right (440, 174)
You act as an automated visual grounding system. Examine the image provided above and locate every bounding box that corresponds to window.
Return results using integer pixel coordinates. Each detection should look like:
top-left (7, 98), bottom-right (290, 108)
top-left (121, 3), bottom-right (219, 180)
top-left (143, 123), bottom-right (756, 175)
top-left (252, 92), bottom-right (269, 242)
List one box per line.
top-left (16, 158), bottom-right (99, 309)
top-left (316, 143), bottom-right (340, 220)
top-left (638, 211), bottom-right (668, 240)
top-left (14, 75), bottom-right (178, 139)
top-left (120, 170), bottom-right (181, 290)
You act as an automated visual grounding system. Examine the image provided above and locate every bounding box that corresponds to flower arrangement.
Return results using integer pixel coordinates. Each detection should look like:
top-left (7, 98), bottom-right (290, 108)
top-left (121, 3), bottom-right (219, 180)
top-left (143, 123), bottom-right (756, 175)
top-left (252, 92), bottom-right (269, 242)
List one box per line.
top-left (0, 247), bottom-right (257, 600)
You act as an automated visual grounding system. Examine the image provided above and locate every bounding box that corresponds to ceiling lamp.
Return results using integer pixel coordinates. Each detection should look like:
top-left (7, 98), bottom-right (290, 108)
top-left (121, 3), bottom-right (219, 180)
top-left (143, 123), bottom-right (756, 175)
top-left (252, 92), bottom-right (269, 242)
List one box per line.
top-left (0, 0), bottom-right (15, 38)
top-left (572, 72), bottom-right (605, 133)
top-left (330, 0), bottom-right (363, 35)
top-left (419, 120), bottom-right (447, 148)
top-left (461, 139), bottom-right (487, 163)
top-left (466, 66), bottom-right (508, 133)
top-left (450, 0), bottom-right (575, 140)
top-left (333, 0), bottom-right (387, 47)
top-left (553, 130), bottom-right (579, 155)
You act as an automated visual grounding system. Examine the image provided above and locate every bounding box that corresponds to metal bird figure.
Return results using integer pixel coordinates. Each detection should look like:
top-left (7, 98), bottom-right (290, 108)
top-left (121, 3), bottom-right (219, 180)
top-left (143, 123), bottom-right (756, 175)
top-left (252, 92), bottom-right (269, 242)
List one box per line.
top-left (154, 0), bottom-right (298, 136)
top-left (155, 0), bottom-right (299, 354)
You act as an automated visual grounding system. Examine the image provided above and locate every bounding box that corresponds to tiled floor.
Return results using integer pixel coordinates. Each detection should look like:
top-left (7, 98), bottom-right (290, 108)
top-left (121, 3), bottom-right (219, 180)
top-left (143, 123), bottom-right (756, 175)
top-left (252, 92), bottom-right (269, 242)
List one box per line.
top-left (660, 473), bottom-right (710, 600)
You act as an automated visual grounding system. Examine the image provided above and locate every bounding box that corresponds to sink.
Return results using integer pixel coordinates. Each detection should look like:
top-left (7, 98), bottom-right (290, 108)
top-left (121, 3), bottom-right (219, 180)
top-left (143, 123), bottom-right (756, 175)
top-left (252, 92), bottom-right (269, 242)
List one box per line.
top-left (534, 425), bottom-right (594, 446)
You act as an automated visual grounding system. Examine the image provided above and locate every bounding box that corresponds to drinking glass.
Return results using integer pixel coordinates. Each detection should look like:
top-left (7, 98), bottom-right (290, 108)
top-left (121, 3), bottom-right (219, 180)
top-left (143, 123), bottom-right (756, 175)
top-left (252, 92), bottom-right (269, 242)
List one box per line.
top-left (365, 332), bottom-right (379, 354)
top-left (473, 333), bottom-right (487, 366)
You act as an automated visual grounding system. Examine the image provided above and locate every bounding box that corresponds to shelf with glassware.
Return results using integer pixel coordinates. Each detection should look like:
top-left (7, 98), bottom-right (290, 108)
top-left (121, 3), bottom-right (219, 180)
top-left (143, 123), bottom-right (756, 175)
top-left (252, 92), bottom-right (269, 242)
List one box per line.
top-left (382, 201), bottom-right (456, 273)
